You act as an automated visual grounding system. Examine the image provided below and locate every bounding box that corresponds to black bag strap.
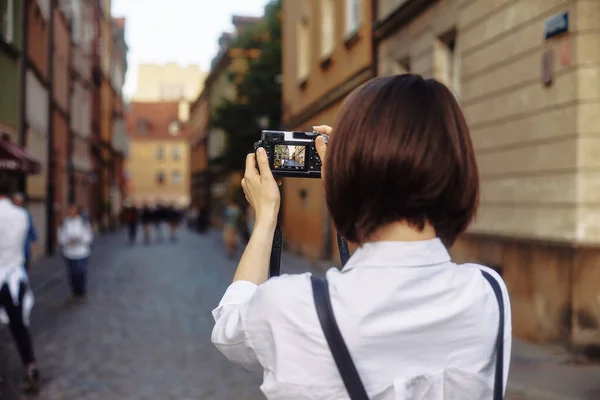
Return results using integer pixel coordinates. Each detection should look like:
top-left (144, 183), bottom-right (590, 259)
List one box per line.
top-left (310, 271), bottom-right (505, 400)
top-left (311, 276), bottom-right (369, 400)
top-left (480, 270), bottom-right (505, 400)
top-left (269, 222), bottom-right (351, 277)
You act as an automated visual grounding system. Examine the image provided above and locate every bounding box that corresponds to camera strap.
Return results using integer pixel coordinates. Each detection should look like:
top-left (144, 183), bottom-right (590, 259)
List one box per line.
top-left (310, 270), bottom-right (506, 400)
top-left (269, 223), bottom-right (352, 277)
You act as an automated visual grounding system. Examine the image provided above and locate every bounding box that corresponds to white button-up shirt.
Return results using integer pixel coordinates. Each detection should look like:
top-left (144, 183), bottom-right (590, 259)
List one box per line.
top-left (0, 197), bottom-right (34, 325)
top-left (212, 239), bottom-right (512, 399)
top-left (58, 216), bottom-right (94, 259)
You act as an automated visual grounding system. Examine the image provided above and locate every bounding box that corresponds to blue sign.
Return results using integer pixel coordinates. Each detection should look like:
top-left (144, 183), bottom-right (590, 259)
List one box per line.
top-left (544, 12), bottom-right (569, 40)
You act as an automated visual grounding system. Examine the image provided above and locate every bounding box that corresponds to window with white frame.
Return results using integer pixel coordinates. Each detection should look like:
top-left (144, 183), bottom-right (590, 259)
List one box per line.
top-left (435, 29), bottom-right (460, 97)
top-left (296, 3), bottom-right (310, 81)
top-left (156, 146), bottom-right (165, 160)
top-left (172, 170), bottom-right (181, 185)
top-left (320, 0), bottom-right (334, 58)
top-left (345, 0), bottom-right (361, 37)
top-left (0, 0), bottom-right (14, 43)
top-left (172, 145), bottom-right (181, 161)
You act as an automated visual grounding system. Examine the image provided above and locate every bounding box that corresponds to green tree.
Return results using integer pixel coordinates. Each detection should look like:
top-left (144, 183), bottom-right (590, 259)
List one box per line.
top-left (210, 0), bottom-right (282, 173)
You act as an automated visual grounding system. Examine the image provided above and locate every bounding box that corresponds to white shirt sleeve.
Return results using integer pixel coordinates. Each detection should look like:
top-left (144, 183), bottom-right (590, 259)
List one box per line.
top-left (211, 280), bottom-right (262, 371)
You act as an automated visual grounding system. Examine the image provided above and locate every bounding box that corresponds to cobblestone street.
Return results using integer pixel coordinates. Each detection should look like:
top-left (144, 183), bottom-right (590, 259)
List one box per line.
top-left (1, 229), bottom-right (599, 400)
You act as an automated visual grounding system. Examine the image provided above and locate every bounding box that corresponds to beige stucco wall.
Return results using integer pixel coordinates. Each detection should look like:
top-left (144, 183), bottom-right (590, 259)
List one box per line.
top-left (132, 63), bottom-right (207, 105)
top-left (379, 0), bottom-right (600, 245)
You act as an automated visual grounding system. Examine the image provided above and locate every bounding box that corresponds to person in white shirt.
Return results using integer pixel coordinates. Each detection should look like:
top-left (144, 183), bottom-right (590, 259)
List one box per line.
top-left (0, 176), bottom-right (40, 393)
top-left (211, 74), bottom-right (512, 399)
top-left (58, 204), bottom-right (94, 301)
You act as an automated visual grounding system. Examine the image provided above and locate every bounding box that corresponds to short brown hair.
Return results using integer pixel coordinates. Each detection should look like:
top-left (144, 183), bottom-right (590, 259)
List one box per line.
top-left (325, 74), bottom-right (479, 246)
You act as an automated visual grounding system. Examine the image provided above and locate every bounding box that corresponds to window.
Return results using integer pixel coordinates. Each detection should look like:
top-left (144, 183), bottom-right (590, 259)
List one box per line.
top-left (0, 0), bottom-right (14, 43)
top-left (296, 2), bottom-right (310, 81)
top-left (156, 146), bottom-right (165, 160)
top-left (172, 170), bottom-right (181, 185)
top-left (172, 146), bottom-right (181, 161)
top-left (345, 0), bottom-right (361, 37)
top-left (160, 84), bottom-right (184, 100)
top-left (137, 119), bottom-right (149, 135)
top-left (168, 120), bottom-right (181, 136)
top-left (435, 29), bottom-right (460, 97)
top-left (320, 0), bottom-right (334, 58)
top-left (156, 171), bottom-right (165, 184)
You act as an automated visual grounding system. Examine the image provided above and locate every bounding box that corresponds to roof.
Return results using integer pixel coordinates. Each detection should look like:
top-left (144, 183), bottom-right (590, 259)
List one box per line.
top-left (126, 102), bottom-right (189, 141)
top-left (232, 15), bottom-right (262, 30)
top-left (113, 17), bottom-right (126, 30)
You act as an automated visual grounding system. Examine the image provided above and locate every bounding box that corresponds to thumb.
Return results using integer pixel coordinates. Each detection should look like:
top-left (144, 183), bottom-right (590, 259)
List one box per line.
top-left (256, 147), bottom-right (274, 177)
top-left (315, 136), bottom-right (327, 165)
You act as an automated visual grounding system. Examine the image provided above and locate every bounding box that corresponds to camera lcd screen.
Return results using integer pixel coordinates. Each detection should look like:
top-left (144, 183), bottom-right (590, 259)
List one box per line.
top-left (273, 144), bottom-right (306, 170)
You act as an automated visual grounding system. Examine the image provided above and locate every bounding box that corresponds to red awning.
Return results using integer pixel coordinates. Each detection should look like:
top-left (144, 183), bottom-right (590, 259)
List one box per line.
top-left (0, 138), bottom-right (41, 174)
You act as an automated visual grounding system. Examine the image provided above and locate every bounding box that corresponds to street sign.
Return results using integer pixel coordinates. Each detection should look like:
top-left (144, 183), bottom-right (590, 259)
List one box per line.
top-left (544, 12), bottom-right (569, 40)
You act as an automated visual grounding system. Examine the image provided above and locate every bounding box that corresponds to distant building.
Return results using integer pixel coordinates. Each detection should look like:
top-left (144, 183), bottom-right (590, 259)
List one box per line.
top-left (131, 63), bottom-right (207, 123)
top-left (126, 102), bottom-right (190, 206)
top-left (189, 15), bottom-right (262, 227)
top-left (281, 0), bottom-right (373, 261)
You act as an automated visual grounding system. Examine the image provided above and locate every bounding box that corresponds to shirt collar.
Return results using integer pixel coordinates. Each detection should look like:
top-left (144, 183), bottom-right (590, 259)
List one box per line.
top-left (342, 238), bottom-right (451, 271)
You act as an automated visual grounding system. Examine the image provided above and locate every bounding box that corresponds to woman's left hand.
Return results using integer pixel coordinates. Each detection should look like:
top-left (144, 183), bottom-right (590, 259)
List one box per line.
top-left (241, 148), bottom-right (280, 228)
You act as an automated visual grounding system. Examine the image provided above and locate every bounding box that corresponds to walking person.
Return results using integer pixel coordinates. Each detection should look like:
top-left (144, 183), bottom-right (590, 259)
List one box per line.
top-left (166, 203), bottom-right (181, 242)
top-left (58, 204), bottom-right (94, 301)
top-left (141, 203), bottom-right (152, 245)
top-left (153, 202), bottom-right (165, 243)
top-left (0, 178), bottom-right (41, 393)
top-left (12, 193), bottom-right (38, 272)
top-left (222, 199), bottom-right (241, 258)
top-left (122, 201), bottom-right (138, 244)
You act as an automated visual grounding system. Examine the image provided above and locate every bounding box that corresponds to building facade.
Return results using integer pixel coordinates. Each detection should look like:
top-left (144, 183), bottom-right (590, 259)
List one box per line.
top-left (69, 0), bottom-right (94, 213)
top-left (0, 0), bottom-right (21, 143)
top-left (131, 63), bottom-right (207, 124)
top-left (25, 0), bottom-right (51, 257)
top-left (126, 102), bottom-right (190, 206)
top-left (52, 3), bottom-right (71, 231)
top-left (373, 0), bottom-right (600, 349)
top-left (188, 92), bottom-right (209, 222)
top-left (281, 0), bottom-right (373, 261)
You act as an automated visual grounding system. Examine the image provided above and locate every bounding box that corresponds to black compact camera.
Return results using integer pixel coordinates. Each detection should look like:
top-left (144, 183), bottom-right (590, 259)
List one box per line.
top-left (254, 130), bottom-right (328, 178)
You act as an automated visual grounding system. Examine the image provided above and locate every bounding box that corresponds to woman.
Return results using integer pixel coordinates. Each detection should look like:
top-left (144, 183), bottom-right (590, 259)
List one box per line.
top-left (58, 204), bottom-right (94, 301)
top-left (211, 75), bottom-right (512, 399)
top-left (222, 200), bottom-right (241, 258)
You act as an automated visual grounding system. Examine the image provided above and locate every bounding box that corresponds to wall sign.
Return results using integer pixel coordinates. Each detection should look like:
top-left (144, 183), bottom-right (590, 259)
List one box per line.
top-left (544, 12), bottom-right (569, 40)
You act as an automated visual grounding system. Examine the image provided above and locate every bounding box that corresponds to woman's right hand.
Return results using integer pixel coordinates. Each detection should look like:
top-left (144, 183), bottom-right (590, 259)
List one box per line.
top-left (313, 125), bottom-right (331, 180)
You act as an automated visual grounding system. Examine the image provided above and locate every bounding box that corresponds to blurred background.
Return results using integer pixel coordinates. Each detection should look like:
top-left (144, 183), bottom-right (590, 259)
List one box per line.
top-left (1, 0), bottom-right (600, 399)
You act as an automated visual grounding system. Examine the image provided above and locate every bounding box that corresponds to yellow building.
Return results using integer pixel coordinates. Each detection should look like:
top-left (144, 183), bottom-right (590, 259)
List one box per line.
top-left (131, 63), bottom-right (207, 122)
top-left (126, 102), bottom-right (190, 206)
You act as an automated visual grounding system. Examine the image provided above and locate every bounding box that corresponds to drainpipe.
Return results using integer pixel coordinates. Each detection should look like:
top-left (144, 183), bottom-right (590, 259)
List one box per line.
top-left (46, 0), bottom-right (56, 256)
top-left (17, 0), bottom-right (29, 193)
top-left (67, 12), bottom-right (74, 204)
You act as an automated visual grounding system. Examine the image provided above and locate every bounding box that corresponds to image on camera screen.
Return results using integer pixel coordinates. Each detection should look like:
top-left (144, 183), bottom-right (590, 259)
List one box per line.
top-left (273, 144), bottom-right (306, 170)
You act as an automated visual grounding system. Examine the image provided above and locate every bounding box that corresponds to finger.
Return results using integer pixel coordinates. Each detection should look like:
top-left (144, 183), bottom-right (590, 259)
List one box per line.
top-left (256, 147), bottom-right (274, 178)
top-left (245, 153), bottom-right (258, 178)
top-left (315, 136), bottom-right (327, 165)
top-left (312, 125), bottom-right (332, 135)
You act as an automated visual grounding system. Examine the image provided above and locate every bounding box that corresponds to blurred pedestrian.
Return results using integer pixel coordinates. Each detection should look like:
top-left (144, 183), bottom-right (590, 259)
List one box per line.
top-left (58, 204), bottom-right (94, 301)
top-left (11, 193), bottom-right (38, 272)
top-left (153, 201), bottom-right (165, 242)
top-left (141, 203), bottom-right (152, 244)
top-left (222, 200), bottom-right (241, 258)
top-left (0, 177), bottom-right (40, 393)
top-left (122, 201), bottom-right (138, 244)
top-left (166, 203), bottom-right (181, 242)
